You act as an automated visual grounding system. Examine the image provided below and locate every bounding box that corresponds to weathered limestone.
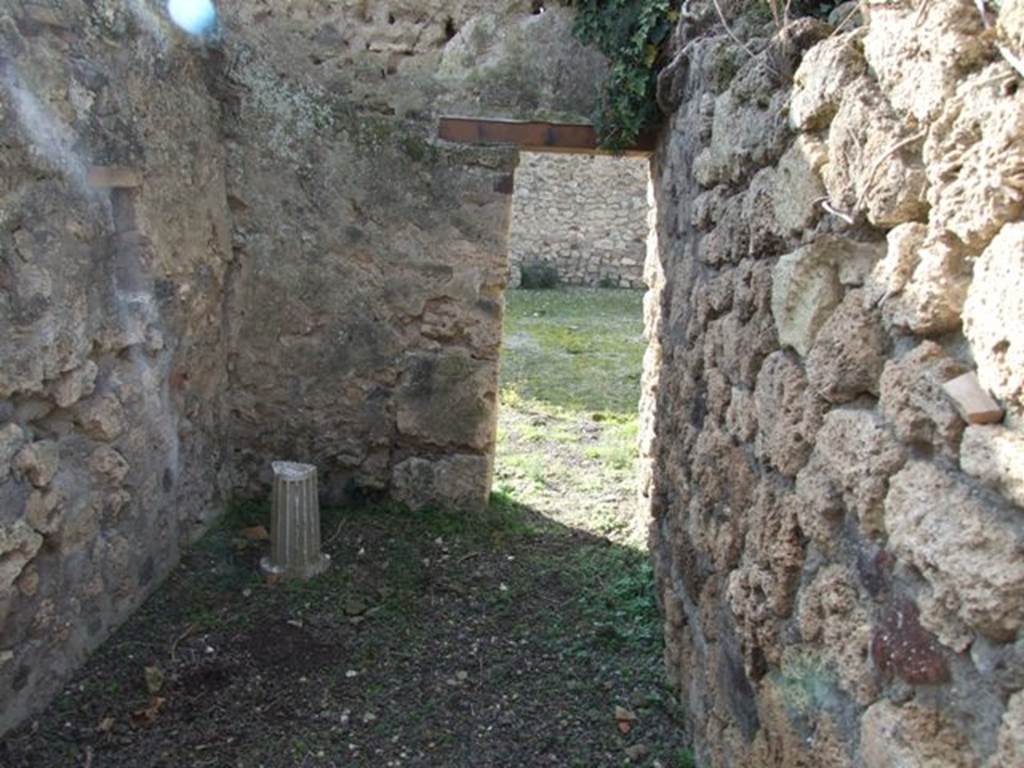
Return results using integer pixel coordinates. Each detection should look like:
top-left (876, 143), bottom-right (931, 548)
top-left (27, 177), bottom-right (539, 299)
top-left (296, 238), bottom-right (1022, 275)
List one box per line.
top-left (0, 424), bottom-right (27, 484)
top-left (881, 232), bottom-right (972, 335)
top-left (262, 462), bottom-right (329, 580)
top-left (768, 136), bottom-right (828, 235)
top-left (886, 461), bottom-right (1024, 646)
top-left (879, 342), bottom-right (967, 459)
top-left (806, 290), bottom-right (887, 403)
top-left (797, 408), bottom-right (906, 543)
top-left (391, 454), bottom-right (493, 512)
top-left (988, 690), bottom-right (1024, 768)
top-left (925, 67), bottom-right (1024, 251)
top-left (12, 441), bottom-right (59, 489)
top-left (790, 34), bottom-right (867, 131)
top-left (49, 361), bottom-right (98, 409)
top-left (823, 77), bottom-right (929, 227)
top-left (797, 565), bottom-right (875, 704)
top-left (961, 426), bottom-right (1024, 509)
top-left (860, 701), bottom-right (976, 768)
top-left (0, 524), bottom-right (43, 596)
top-left (753, 351), bottom-right (826, 477)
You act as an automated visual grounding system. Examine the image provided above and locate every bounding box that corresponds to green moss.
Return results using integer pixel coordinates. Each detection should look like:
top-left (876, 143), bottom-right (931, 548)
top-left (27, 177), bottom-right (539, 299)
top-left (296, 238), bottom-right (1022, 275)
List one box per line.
top-left (771, 648), bottom-right (842, 718)
top-left (711, 44), bottom-right (742, 92)
top-left (400, 134), bottom-right (430, 163)
top-left (464, 57), bottom-right (544, 113)
top-left (339, 112), bottom-right (442, 167)
top-left (436, 351), bottom-right (478, 381)
top-left (747, 1), bottom-right (776, 25)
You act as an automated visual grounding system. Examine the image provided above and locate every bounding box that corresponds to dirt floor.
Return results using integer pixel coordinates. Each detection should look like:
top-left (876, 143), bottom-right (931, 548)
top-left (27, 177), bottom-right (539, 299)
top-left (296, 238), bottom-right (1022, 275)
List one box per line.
top-left (2, 288), bottom-right (693, 768)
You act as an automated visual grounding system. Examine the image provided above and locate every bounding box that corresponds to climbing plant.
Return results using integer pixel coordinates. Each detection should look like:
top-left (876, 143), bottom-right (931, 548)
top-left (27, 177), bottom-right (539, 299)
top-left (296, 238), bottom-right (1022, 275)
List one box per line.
top-left (569, 0), bottom-right (680, 149)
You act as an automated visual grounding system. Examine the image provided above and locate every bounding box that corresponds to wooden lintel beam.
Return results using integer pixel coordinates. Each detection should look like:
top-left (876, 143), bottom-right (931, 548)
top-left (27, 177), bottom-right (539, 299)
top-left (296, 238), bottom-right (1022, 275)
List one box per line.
top-left (438, 117), bottom-right (656, 156)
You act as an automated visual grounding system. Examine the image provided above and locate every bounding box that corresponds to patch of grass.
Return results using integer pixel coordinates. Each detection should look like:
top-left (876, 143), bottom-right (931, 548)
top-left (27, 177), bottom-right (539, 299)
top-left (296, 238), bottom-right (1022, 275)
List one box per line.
top-left (503, 450), bottom-right (555, 487)
top-left (181, 602), bottom-right (230, 632)
top-left (571, 544), bottom-right (660, 654)
top-left (585, 419), bottom-right (640, 472)
top-left (218, 497), bottom-right (271, 531)
top-left (496, 287), bottom-right (647, 546)
top-left (502, 288), bottom-right (646, 417)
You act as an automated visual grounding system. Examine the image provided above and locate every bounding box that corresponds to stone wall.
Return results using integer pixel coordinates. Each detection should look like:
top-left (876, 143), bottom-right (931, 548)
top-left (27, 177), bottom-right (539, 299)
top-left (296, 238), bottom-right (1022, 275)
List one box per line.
top-left (7, 0), bottom-right (1024, 761)
top-left (509, 153), bottom-right (650, 288)
top-left (643, 2), bottom-right (1024, 766)
top-left (0, 0), bottom-right (607, 732)
top-left (217, 1), bottom-right (606, 507)
top-left (0, 0), bottom-right (233, 733)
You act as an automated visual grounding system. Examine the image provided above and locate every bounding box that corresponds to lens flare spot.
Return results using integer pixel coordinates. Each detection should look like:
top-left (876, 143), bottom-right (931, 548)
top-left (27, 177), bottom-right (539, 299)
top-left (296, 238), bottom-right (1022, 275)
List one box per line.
top-left (166, 0), bottom-right (217, 36)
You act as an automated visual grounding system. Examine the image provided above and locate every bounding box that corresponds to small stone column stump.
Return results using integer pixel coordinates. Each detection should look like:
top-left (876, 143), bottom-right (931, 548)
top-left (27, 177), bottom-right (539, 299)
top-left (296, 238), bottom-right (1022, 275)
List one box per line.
top-left (260, 461), bottom-right (330, 580)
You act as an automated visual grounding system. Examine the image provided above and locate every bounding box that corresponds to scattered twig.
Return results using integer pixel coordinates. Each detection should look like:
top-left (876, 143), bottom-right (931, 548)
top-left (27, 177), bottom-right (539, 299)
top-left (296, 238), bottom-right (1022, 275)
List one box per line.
top-left (710, 0), bottom-right (761, 62)
top-left (830, 2), bottom-right (864, 37)
top-left (854, 130), bottom-right (928, 212)
top-left (872, 288), bottom-right (899, 309)
top-left (972, 0), bottom-right (1024, 79)
top-left (975, 0), bottom-right (991, 29)
top-left (997, 44), bottom-right (1024, 80)
top-left (458, 551), bottom-right (481, 564)
top-left (323, 518), bottom-right (346, 548)
top-left (915, 0), bottom-right (933, 26)
top-left (819, 198), bottom-right (856, 225)
top-left (973, 69), bottom-right (1017, 89)
top-left (258, 694), bottom-right (283, 716)
top-left (658, 38), bottom-right (698, 81)
top-left (109, 639), bottom-right (162, 651)
top-left (169, 622), bottom-right (196, 662)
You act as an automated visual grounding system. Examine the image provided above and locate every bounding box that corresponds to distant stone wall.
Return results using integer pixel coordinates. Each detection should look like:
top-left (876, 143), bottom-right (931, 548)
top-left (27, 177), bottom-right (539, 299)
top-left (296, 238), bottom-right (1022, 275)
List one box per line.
top-left (509, 153), bottom-right (650, 288)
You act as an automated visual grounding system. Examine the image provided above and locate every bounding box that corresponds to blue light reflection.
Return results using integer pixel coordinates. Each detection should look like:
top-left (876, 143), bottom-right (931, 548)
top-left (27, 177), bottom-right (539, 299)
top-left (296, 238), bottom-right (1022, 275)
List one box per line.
top-left (167, 0), bottom-right (217, 36)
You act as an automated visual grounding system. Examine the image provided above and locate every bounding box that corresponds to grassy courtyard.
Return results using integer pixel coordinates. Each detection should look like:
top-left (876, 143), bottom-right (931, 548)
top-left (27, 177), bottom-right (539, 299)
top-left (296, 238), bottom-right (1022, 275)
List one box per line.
top-left (497, 288), bottom-right (648, 544)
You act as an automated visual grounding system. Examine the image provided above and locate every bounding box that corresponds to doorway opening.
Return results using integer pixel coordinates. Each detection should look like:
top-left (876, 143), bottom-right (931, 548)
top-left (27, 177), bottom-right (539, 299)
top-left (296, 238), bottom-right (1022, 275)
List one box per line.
top-left (495, 151), bottom-right (655, 545)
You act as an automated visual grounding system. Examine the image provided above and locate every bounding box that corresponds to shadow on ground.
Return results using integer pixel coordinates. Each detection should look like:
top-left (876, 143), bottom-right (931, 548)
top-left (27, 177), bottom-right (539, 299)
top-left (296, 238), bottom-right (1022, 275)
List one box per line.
top-left (2, 497), bottom-right (690, 768)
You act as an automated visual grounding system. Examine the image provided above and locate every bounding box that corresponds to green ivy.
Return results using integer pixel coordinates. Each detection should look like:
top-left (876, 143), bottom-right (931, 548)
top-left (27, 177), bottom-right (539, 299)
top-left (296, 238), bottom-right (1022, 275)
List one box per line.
top-left (569, 0), bottom-right (680, 149)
